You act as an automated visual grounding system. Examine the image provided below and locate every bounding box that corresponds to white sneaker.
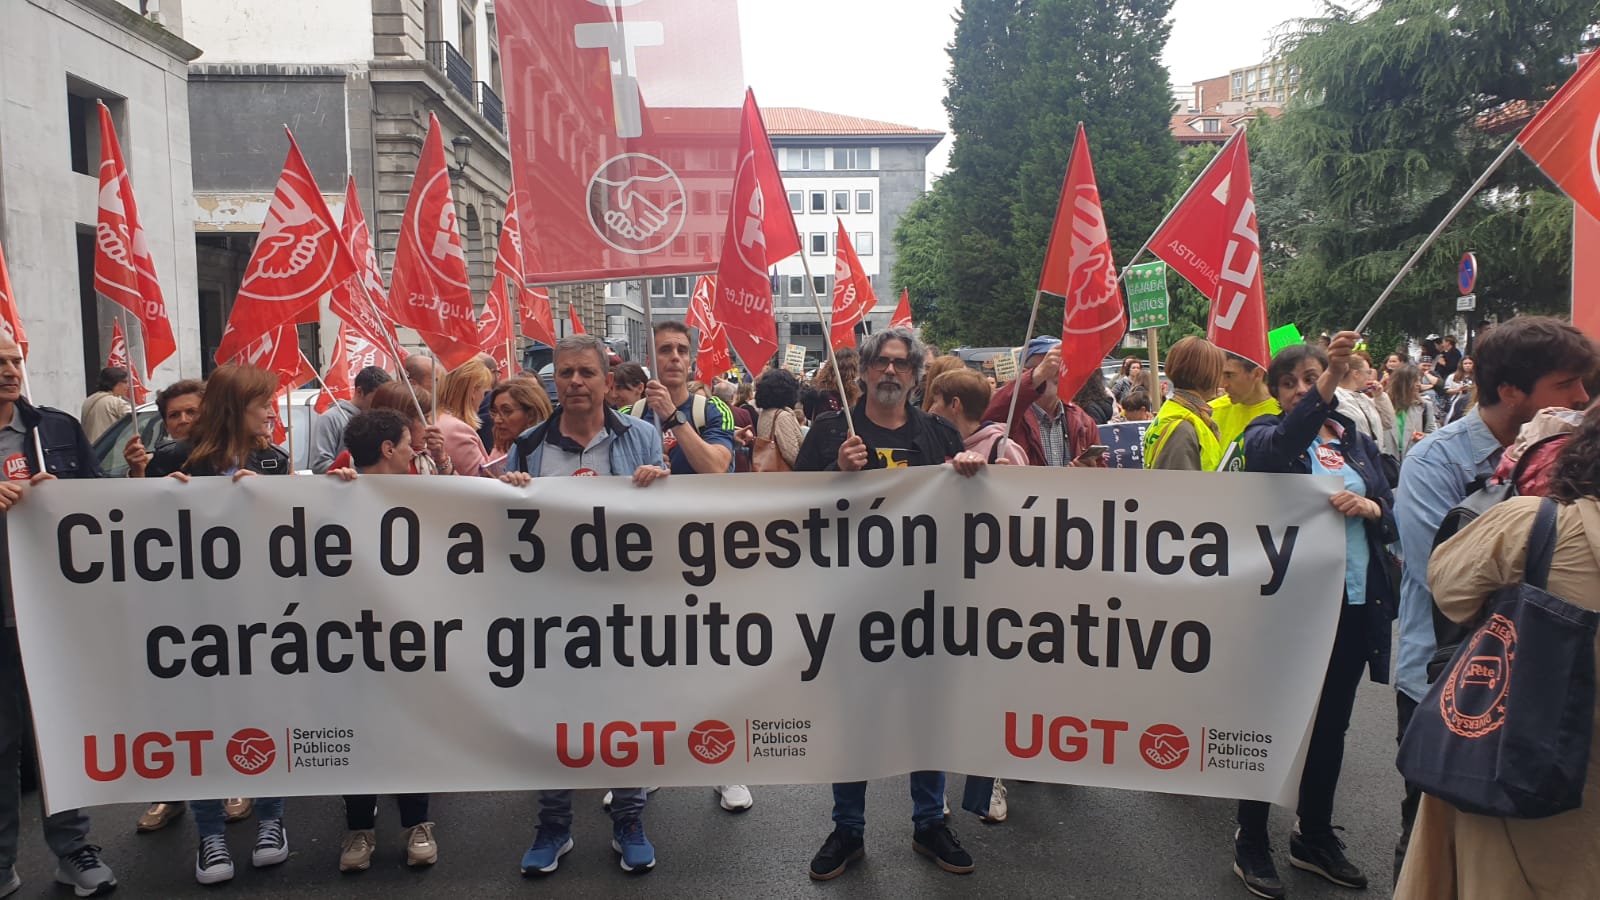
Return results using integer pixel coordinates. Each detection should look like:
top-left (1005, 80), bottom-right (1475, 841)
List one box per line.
top-left (981, 779), bottom-right (1008, 823)
top-left (715, 784), bottom-right (754, 811)
top-left (195, 834), bottom-right (234, 885)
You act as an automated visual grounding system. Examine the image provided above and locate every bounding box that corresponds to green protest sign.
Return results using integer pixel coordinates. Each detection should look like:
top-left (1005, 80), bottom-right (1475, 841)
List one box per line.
top-left (1267, 323), bottom-right (1304, 358)
top-left (1125, 262), bottom-right (1170, 330)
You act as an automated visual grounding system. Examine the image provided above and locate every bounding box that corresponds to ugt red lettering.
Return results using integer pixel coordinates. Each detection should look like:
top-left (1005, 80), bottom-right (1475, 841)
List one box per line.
top-left (556, 721), bottom-right (676, 768)
top-left (85, 730), bottom-right (214, 782)
top-left (1004, 713), bottom-right (1128, 765)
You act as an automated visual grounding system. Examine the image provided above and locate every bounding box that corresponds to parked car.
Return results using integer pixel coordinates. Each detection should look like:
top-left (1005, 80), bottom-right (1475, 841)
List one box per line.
top-left (91, 388), bottom-right (326, 476)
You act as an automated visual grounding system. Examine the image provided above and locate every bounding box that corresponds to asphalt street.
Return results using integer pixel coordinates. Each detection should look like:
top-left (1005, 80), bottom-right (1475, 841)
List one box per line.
top-left (13, 675), bottom-right (1406, 900)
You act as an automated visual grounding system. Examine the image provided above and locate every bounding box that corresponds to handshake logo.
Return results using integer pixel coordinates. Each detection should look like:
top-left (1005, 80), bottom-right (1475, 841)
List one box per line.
top-left (587, 153), bottom-right (687, 255)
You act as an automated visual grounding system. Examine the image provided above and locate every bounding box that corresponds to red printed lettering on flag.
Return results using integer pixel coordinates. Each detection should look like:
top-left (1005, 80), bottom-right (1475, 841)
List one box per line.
top-left (713, 90), bottom-right (801, 372)
top-left (389, 114), bottom-right (479, 369)
top-left (829, 222), bottom-right (878, 350)
top-left (94, 102), bottom-right (175, 374)
top-left (1042, 124), bottom-right (1126, 400)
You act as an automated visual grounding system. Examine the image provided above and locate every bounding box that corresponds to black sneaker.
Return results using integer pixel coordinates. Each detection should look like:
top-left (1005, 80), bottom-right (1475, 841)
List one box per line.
top-left (808, 828), bottom-right (864, 881)
top-left (1290, 827), bottom-right (1368, 889)
top-left (1233, 829), bottom-right (1285, 899)
top-left (912, 823), bottom-right (974, 874)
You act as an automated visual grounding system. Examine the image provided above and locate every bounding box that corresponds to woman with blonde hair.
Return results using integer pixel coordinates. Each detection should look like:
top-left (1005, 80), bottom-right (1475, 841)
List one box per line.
top-left (433, 358), bottom-right (493, 476)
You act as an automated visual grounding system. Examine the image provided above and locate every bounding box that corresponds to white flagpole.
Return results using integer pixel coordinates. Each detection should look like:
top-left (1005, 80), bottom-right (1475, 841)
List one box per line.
top-left (1354, 138), bottom-right (1522, 332)
top-left (117, 310), bottom-right (141, 437)
top-left (795, 253), bottom-right (856, 436)
top-left (17, 359), bottom-right (45, 469)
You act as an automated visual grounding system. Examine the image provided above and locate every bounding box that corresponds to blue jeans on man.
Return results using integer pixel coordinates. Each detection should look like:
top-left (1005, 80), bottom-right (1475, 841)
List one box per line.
top-left (831, 771), bottom-right (946, 833)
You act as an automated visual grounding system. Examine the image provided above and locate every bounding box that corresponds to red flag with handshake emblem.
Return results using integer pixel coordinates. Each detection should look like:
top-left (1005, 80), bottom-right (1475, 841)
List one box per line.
top-left (389, 114), bottom-right (479, 370)
top-left (713, 90), bottom-right (802, 371)
top-left (105, 320), bottom-right (148, 404)
top-left (330, 177), bottom-right (402, 361)
top-left (94, 102), bottom-right (175, 374)
top-left (829, 223), bottom-right (877, 350)
top-left (1148, 129), bottom-right (1268, 367)
top-left (1041, 124), bottom-right (1124, 400)
top-left (0, 238), bottom-right (27, 356)
top-left (1519, 53), bottom-right (1600, 223)
top-left (217, 130), bottom-right (356, 365)
top-left (686, 275), bottom-right (731, 381)
top-left (496, 0), bottom-right (744, 282)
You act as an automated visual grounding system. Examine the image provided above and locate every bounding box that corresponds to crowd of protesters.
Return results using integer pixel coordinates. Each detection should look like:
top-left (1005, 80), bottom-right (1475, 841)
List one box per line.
top-left (0, 315), bottom-right (1596, 899)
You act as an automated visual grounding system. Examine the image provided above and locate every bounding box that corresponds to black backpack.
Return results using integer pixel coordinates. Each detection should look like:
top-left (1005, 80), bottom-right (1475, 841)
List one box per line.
top-left (1425, 434), bottom-right (1567, 682)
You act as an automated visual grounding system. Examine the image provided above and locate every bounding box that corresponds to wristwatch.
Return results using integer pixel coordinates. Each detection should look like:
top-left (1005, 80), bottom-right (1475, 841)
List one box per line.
top-left (662, 410), bottom-right (689, 430)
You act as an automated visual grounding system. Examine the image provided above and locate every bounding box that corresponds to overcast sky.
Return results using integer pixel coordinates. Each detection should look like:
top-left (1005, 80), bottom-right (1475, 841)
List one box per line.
top-left (738, 0), bottom-right (1325, 176)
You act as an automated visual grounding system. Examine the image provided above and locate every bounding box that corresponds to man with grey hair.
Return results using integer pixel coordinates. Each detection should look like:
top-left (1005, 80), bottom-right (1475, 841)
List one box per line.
top-left (794, 326), bottom-right (983, 880)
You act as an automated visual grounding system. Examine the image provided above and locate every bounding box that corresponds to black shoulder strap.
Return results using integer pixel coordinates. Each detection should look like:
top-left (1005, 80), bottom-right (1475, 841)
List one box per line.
top-left (1525, 497), bottom-right (1559, 590)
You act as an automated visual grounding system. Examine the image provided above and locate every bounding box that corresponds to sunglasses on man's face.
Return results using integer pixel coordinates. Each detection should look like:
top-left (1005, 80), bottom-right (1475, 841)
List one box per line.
top-left (867, 356), bottom-right (913, 373)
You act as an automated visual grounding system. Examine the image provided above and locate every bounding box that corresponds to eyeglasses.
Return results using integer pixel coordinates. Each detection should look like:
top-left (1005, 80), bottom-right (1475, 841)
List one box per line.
top-left (867, 356), bottom-right (914, 373)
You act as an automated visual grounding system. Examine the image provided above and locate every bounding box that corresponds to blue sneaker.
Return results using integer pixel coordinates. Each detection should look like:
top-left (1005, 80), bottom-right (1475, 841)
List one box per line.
top-left (520, 829), bottom-right (573, 876)
top-left (610, 817), bottom-right (655, 872)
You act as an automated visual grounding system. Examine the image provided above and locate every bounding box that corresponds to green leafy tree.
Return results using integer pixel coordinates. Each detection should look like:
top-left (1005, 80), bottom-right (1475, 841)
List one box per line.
top-left (1259, 0), bottom-right (1597, 341)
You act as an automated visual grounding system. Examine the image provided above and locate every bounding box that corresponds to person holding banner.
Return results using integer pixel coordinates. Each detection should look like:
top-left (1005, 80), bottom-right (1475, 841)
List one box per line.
top-left (925, 368), bottom-right (1028, 466)
top-left (485, 378), bottom-right (552, 475)
top-left (795, 327), bottom-right (980, 880)
top-left (499, 334), bottom-right (668, 876)
top-left (432, 359), bottom-right (494, 477)
top-left (122, 378), bottom-right (204, 480)
top-left (1230, 331), bottom-right (1398, 898)
top-left (144, 364), bottom-right (293, 884)
top-left (308, 366), bottom-right (390, 474)
top-left (324, 410), bottom-right (440, 872)
top-left (1143, 337), bottom-right (1226, 471)
top-left (0, 335), bottom-right (118, 899)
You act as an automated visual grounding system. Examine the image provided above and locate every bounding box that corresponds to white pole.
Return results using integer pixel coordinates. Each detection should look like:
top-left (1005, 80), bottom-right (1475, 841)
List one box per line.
top-left (1354, 138), bottom-right (1522, 332)
top-left (795, 252), bottom-right (855, 435)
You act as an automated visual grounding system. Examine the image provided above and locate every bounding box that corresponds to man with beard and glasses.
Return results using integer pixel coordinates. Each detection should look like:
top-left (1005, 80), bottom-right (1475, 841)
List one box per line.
top-left (794, 327), bottom-right (989, 880)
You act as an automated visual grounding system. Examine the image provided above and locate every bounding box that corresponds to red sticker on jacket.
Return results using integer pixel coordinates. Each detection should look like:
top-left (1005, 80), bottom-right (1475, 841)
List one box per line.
top-left (3, 454), bottom-right (30, 481)
top-left (572, 468), bottom-right (598, 477)
top-left (1314, 445), bottom-right (1345, 470)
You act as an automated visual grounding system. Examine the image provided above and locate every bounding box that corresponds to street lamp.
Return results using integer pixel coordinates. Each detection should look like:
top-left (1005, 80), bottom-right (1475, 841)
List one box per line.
top-left (450, 133), bottom-right (473, 180)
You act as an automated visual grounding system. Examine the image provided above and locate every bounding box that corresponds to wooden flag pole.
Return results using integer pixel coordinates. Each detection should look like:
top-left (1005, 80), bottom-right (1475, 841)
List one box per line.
top-left (118, 309), bottom-right (141, 437)
top-left (1354, 137), bottom-right (1522, 332)
top-left (795, 252), bottom-right (856, 436)
top-left (1145, 327), bottom-right (1162, 401)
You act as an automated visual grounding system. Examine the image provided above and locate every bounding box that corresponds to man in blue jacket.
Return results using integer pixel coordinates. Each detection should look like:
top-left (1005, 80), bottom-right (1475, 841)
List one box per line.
top-left (0, 335), bottom-right (117, 898)
top-left (499, 333), bottom-right (666, 876)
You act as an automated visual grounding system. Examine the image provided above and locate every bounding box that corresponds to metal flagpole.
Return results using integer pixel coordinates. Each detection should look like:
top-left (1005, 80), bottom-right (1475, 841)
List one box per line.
top-left (999, 290), bottom-right (1045, 456)
top-left (118, 309), bottom-right (140, 436)
top-left (639, 279), bottom-right (657, 378)
top-left (1119, 129), bottom-right (1245, 278)
top-left (1354, 138), bottom-right (1522, 333)
top-left (795, 254), bottom-right (855, 435)
top-left (16, 359), bottom-right (45, 468)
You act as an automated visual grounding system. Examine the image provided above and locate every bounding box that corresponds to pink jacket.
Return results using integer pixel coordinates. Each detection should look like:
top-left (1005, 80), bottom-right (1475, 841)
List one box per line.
top-left (436, 413), bottom-right (489, 477)
top-left (966, 422), bottom-right (1030, 466)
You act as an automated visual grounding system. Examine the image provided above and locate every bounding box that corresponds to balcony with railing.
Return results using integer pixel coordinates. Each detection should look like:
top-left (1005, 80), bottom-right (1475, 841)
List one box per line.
top-left (425, 41), bottom-right (474, 100)
top-left (476, 82), bottom-right (504, 133)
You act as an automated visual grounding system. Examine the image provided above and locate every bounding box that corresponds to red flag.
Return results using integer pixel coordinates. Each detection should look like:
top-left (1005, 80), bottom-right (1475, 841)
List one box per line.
top-left (497, 0), bottom-right (744, 282)
top-left (318, 323), bottom-right (394, 413)
top-left (1519, 53), bottom-right (1600, 222)
top-left (106, 320), bottom-right (149, 405)
top-left (712, 90), bottom-right (802, 371)
top-left (0, 237), bottom-right (28, 356)
top-left (217, 131), bottom-right (358, 366)
top-left (94, 102), bottom-right (175, 374)
top-left (478, 279), bottom-right (514, 373)
top-left (568, 302), bottom-right (587, 336)
top-left (1041, 124), bottom-right (1125, 400)
top-left (829, 222), bottom-right (878, 349)
top-left (891, 288), bottom-right (914, 330)
top-left (1149, 130), bottom-right (1268, 367)
top-left (686, 275), bottom-right (731, 381)
top-left (519, 283), bottom-right (557, 347)
top-left (330, 177), bottom-right (402, 361)
top-left (389, 114), bottom-right (479, 369)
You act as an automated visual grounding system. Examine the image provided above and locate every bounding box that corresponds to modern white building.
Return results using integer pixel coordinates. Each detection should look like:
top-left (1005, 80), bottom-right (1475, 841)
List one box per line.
top-left (616, 108), bottom-right (943, 367)
top-left (0, 0), bottom-right (199, 408)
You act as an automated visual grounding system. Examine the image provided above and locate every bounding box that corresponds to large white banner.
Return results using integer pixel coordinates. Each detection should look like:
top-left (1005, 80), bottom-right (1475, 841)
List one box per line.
top-left (10, 468), bottom-right (1345, 813)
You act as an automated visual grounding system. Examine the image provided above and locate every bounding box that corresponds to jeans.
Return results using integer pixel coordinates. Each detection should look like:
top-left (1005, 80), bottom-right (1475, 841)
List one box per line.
top-left (960, 775), bottom-right (996, 817)
top-left (1394, 691), bottom-right (1421, 884)
top-left (1238, 601), bottom-right (1367, 840)
top-left (832, 771), bottom-right (946, 834)
top-left (194, 797), bottom-right (283, 838)
top-left (536, 789), bottom-right (646, 831)
top-left (344, 794), bottom-right (429, 830)
top-left (0, 627), bottom-right (91, 872)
